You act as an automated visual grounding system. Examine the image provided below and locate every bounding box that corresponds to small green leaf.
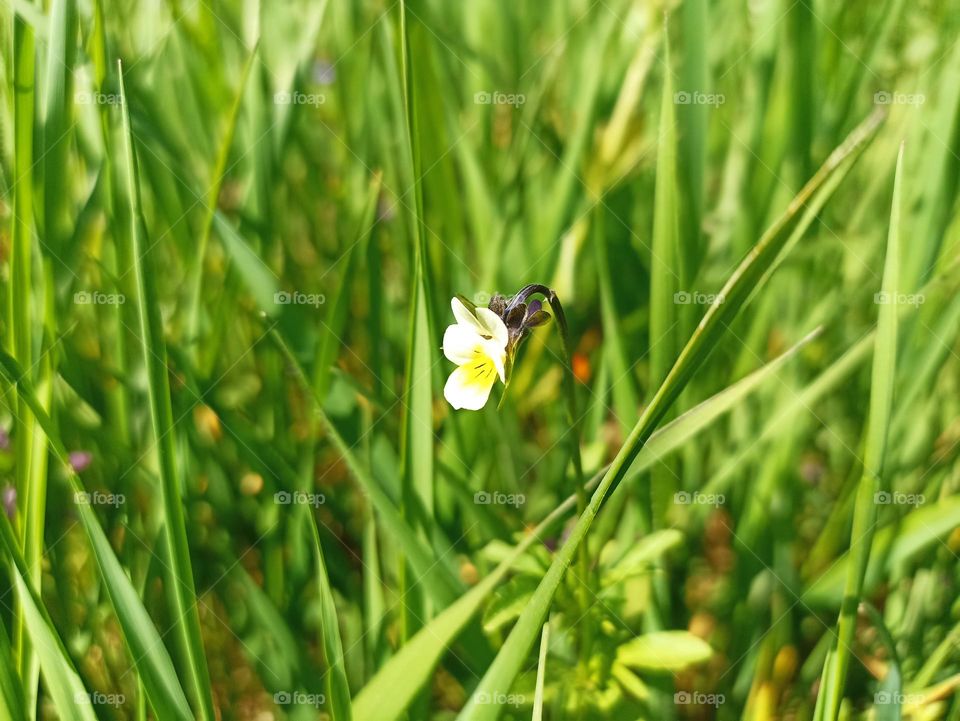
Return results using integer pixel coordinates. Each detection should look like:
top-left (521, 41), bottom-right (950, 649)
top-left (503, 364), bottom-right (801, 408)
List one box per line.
top-left (616, 631), bottom-right (713, 672)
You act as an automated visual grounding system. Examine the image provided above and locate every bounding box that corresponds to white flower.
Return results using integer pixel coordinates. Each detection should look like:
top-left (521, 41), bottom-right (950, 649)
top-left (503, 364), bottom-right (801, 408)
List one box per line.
top-left (442, 298), bottom-right (508, 410)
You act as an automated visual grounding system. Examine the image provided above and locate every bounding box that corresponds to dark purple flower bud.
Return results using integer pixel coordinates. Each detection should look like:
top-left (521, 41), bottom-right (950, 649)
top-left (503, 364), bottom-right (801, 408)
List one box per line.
top-left (2, 486), bottom-right (15, 519)
top-left (524, 310), bottom-right (552, 328)
top-left (525, 299), bottom-right (542, 317)
top-left (487, 293), bottom-right (507, 316)
top-left (69, 451), bottom-right (93, 473)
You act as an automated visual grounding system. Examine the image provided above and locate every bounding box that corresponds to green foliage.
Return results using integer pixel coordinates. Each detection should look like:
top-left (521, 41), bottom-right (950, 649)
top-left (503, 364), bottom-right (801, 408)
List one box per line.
top-left (1, 2), bottom-right (960, 721)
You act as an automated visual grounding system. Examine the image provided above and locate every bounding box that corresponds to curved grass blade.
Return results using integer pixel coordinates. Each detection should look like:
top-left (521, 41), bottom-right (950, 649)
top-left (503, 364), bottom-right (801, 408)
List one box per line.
top-left (115, 61), bottom-right (216, 721)
top-left (817, 143), bottom-right (903, 721)
top-left (457, 110), bottom-right (884, 721)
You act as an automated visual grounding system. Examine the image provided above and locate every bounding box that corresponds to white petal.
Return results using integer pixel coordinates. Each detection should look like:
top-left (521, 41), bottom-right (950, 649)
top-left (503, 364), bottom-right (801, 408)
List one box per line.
top-left (451, 297), bottom-right (486, 334)
top-left (476, 307), bottom-right (509, 347)
top-left (483, 338), bottom-right (507, 383)
top-left (442, 324), bottom-right (483, 364)
top-left (443, 362), bottom-right (497, 410)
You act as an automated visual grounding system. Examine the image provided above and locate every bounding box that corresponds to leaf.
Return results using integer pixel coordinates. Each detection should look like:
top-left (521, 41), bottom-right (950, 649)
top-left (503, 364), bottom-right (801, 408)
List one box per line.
top-left (617, 631), bottom-right (713, 672)
top-left (601, 529), bottom-right (684, 588)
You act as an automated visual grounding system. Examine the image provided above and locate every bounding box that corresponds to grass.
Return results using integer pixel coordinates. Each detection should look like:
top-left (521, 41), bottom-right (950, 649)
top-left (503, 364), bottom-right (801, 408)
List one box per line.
top-left (2, 2), bottom-right (960, 720)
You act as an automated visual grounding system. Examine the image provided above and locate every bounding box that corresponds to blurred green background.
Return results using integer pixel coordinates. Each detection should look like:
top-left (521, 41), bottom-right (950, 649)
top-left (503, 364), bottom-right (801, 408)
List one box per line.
top-left (1, 0), bottom-right (960, 719)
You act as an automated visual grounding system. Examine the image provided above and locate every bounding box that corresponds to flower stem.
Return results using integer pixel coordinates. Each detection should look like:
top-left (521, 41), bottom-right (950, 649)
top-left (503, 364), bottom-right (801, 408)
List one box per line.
top-left (545, 292), bottom-right (594, 674)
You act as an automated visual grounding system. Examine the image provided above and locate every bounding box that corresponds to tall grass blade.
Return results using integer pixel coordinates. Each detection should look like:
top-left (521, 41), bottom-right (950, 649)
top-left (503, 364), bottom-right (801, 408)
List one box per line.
top-left (818, 143), bottom-right (903, 721)
top-left (115, 61), bottom-right (216, 720)
top-left (307, 515), bottom-right (352, 721)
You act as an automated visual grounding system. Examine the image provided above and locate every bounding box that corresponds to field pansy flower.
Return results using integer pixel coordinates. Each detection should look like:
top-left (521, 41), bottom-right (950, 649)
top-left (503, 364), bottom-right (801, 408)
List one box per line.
top-left (442, 298), bottom-right (509, 410)
top-left (442, 287), bottom-right (556, 410)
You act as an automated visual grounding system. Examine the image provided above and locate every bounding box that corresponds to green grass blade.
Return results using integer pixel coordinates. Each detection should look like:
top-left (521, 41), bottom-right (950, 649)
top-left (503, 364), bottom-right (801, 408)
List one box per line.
top-left (819, 143), bottom-right (903, 721)
top-left (115, 61), bottom-right (216, 721)
top-left (270, 329), bottom-right (465, 607)
top-left (9, 4), bottom-right (41, 712)
top-left (0, 516), bottom-right (96, 721)
top-left (457, 111), bottom-right (883, 721)
top-left (307, 516), bottom-right (352, 721)
top-left (40, 0), bottom-right (77, 253)
top-left (313, 172), bottom-right (382, 401)
top-left (352, 484), bottom-right (574, 721)
top-left (213, 212), bottom-right (279, 312)
top-left (0, 351), bottom-right (195, 721)
top-left (0, 617), bottom-right (26, 721)
top-left (187, 44), bottom-right (260, 349)
top-left (649, 28), bottom-right (683, 526)
top-left (397, 2), bottom-right (436, 638)
top-left (532, 624), bottom-right (549, 721)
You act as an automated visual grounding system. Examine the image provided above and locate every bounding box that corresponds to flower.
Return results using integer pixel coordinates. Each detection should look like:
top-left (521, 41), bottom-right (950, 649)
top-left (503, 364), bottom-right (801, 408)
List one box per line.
top-left (68, 451), bottom-right (93, 473)
top-left (2, 485), bottom-right (15, 519)
top-left (442, 298), bottom-right (509, 410)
